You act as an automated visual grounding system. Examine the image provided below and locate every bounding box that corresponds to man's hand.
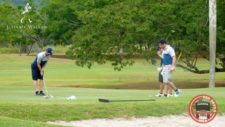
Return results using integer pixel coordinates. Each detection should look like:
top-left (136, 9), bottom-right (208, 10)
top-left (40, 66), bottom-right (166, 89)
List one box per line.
top-left (157, 51), bottom-right (162, 58)
top-left (170, 66), bottom-right (176, 72)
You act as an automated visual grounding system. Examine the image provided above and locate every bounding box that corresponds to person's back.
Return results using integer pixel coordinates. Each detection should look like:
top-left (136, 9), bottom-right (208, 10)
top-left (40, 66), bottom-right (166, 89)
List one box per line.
top-left (32, 51), bottom-right (49, 68)
top-left (162, 45), bottom-right (175, 66)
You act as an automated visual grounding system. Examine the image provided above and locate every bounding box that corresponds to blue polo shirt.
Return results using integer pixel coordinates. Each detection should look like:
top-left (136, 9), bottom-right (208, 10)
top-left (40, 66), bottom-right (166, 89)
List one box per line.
top-left (162, 45), bottom-right (175, 65)
top-left (32, 51), bottom-right (50, 68)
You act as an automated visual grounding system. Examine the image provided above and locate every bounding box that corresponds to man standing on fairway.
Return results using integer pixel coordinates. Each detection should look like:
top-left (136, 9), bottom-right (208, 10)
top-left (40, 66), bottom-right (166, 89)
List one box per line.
top-left (158, 40), bottom-right (181, 97)
top-left (31, 48), bottom-right (53, 96)
top-left (156, 45), bottom-right (173, 97)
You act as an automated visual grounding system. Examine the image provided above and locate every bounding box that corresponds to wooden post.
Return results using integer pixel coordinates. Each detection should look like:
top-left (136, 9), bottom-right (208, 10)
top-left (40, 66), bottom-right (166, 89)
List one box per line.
top-left (209, 0), bottom-right (217, 87)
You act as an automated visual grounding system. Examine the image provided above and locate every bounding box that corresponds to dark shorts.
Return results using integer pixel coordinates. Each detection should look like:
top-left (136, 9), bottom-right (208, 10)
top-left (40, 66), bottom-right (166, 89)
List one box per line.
top-left (31, 64), bottom-right (43, 80)
top-left (158, 70), bottom-right (163, 83)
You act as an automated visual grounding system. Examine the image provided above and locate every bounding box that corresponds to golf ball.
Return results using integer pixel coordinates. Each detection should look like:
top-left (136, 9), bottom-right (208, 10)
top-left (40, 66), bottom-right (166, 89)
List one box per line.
top-left (157, 67), bottom-right (162, 71)
top-left (67, 95), bottom-right (77, 100)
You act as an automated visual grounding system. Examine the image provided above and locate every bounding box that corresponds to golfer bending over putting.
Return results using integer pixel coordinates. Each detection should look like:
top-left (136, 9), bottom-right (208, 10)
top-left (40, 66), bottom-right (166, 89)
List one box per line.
top-left (31, 48), bottom-right (53, 96)
top-left (158, 40), bottom-right (181, 97)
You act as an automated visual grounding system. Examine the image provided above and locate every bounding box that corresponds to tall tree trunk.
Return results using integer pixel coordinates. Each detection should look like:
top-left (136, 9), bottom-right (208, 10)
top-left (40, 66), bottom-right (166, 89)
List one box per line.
top-left (209, 0), bottom-right (217, 87)
top-left (19, 42), bottom-right (22, 56)
top-left (27, 43), bottom-right (34, 56)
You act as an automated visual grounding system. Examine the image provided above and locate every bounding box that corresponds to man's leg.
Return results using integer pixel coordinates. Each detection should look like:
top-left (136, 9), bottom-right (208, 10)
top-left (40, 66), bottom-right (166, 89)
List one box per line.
top-left (156, 71), bottom-right (164, 97)
top-left (39, 80), bottom-right (44, 91)
top-left (164, 85), bottom-right (169, 97)
top-left (167, 82), bottom-right (177, 90)
top-left (168, 82), bottom-right (181, 97)
top-left (33, 80), bottom-right (39, 95)
top-left (39, 80), bottom-right (45, 96)
top-left (169, 87), bottom-right (173, 94)
top-left (155, 83), bottom-right (164, 97)
top-left (32, 65), bottom-right (39, 96)
top-left (159, 83), bottom-right (164, 94)
top-left (168, 85), bottom-right (173, 96)
top-left (166, 84), bottom-right (173, 97)
top-left (163, 84), bottom-right (174, 97)
top-left (162, 66), bottom-right (180, 97)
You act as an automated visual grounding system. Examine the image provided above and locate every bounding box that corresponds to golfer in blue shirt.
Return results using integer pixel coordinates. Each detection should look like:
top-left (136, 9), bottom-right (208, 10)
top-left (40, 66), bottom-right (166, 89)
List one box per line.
top-left (31, 48), bottom-right (53, 96)
top-left (158, 40), bottom-right (181, 97)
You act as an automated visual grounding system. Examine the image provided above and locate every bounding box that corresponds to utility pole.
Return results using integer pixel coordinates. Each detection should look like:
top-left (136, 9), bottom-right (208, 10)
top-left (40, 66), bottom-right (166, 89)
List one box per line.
top-left (209, 0), bottom-right (217, 87)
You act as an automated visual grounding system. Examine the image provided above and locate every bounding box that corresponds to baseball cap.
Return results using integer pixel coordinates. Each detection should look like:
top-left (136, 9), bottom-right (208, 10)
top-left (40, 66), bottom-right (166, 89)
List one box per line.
top-left (46, 48), bottom-right (53, 56)
top-left (158, 39), bottom-right (167, 44)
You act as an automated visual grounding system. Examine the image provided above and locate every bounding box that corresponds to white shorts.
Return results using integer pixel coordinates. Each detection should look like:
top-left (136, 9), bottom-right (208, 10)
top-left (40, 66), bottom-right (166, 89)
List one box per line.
top-left (161, 65), bottom-right (173, 83)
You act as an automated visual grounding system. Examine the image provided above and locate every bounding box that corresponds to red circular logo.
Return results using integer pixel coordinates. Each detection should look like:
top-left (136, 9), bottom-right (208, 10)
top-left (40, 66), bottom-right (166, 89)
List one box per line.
top-left (188, 94), bottom-right (218, 124)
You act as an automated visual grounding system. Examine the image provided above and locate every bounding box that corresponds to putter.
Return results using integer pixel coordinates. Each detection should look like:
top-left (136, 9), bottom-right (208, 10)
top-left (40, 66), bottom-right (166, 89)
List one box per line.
top-left (43, 78), bottom-right (53, 99)
top-left (98, 98), bottom-right (155, 103)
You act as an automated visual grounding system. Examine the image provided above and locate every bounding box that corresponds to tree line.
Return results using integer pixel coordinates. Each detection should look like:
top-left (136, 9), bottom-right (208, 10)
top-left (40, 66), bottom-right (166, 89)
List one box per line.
top-left (0, 0), bottom-right (224, 72)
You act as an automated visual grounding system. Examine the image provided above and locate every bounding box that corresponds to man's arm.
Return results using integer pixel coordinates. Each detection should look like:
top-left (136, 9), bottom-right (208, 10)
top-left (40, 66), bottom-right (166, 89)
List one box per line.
top-left (42, 62), bottom-right (47, 70)
top-left (37, 61), bottom-right (44, 76)
top-left (157, 50), bottom-right (163, 59)
top-left (36, 54), bottom-right (44, 75)
top-left (171, 56), bottom-right (176, 71)
top-left (170, 47), bottom-right (176, 71)
top-left (172, 56), bottom-right (176, 67)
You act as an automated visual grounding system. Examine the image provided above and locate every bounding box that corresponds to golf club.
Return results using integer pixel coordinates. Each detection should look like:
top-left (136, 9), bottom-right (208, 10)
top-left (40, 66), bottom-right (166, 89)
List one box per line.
top-left (43, 78), bottom-right (54, 99)
top-left (98, 98), bottom-right (155, 103)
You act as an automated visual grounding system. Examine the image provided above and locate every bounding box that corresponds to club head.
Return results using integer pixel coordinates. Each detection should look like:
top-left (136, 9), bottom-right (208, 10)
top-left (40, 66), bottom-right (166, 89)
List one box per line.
top-left (44, 96), bottom-right (49, 99)
top-left (43, 95), bottom-right (54, 99)
top-left (98, 98), bottom-right (110, 103)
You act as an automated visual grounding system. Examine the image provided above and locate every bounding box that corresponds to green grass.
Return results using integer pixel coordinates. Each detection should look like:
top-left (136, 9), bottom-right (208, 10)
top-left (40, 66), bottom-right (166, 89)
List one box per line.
top-left (43, 45), bottom-right (70, 54)
top-left (0, 45), bottom-right (69, 54)
top-left (0, 86), bottom-right (224, 122)
top-left (0, 47), bottom-right (18, 53)
top-left (0, 54), bottom-right (224, 89)
top-left (0, 54), bottom-right (224, 126)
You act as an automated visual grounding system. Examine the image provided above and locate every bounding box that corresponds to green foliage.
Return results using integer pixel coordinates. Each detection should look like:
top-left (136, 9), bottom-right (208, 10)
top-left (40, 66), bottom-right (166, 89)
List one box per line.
top-left (0, 0), bottom-right (224, 71)
top-left (41, 2), bottom-right (82, 45)
top-left (0, 3), bottom-right (20, 44)
top-left (67, 0), bottom-right (218, 70)
top-left (217, 0), bottom-right (225, 55)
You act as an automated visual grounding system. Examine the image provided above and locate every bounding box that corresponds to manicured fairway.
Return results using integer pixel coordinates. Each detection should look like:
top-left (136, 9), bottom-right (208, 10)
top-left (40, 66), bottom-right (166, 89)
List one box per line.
top-left (0, 54), bottom-right (224, 127)
top-left (0, 54), bottom-right (224, 89)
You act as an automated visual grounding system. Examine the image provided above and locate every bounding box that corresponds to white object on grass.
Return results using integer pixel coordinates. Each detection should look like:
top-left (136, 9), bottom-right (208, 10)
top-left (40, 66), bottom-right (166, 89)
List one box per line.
top-left (67, 95), bottom-right (77, 100)
top-left (157, 67), bottom-right (162, 72)
top-left (44, 95), bottom-right (54, 99)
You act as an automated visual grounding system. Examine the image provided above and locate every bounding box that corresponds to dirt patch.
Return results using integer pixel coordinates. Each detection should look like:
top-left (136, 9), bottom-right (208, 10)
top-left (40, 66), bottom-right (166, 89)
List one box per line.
top-left (52, 54), bottom-right (68, 59)
top-left (63, 81), bottom-right (225, 90)
top-left (48, 115), bottom-right (225, 127)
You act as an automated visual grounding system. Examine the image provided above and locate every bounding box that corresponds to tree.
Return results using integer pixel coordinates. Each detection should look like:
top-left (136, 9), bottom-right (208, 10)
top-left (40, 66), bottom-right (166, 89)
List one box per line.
top-left (66, 0), bottom-right (224, 73)
top-left (40, 2), bottom-right (82, 45)
top-left (0, 3), bottom-right (22, 47)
